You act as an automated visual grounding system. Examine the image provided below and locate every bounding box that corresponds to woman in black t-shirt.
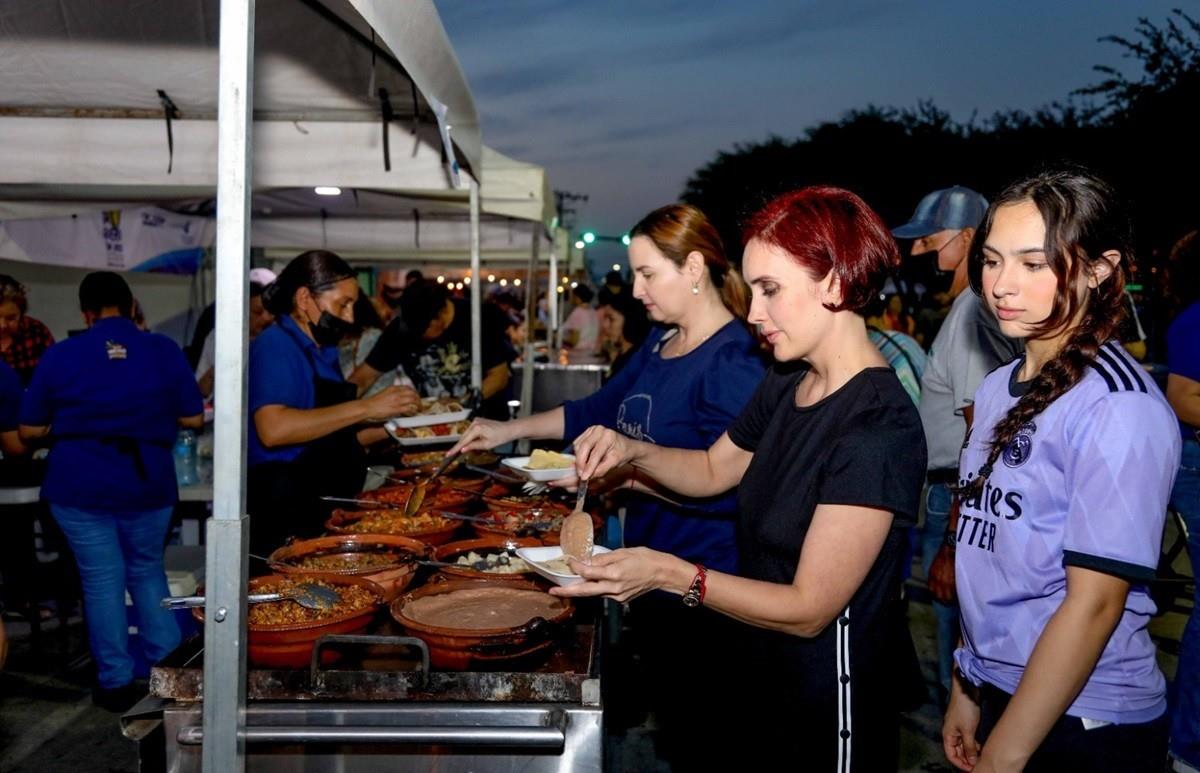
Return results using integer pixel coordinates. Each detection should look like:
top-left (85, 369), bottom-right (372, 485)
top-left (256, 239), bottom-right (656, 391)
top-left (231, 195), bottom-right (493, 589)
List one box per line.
top-left (559, 187), bottom-right (927, 772)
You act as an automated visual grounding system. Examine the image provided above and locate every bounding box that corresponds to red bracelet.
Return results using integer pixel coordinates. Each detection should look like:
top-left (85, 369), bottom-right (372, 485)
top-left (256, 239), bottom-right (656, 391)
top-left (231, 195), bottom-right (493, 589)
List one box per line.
top-left (682, 564), bottom-right (707, 607)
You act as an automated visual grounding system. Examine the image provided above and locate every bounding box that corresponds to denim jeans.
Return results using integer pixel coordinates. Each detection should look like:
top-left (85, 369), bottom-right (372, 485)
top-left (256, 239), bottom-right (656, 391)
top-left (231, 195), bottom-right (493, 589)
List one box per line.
top-left (1170, 438), bottom-right (1200, 769)
top-left (50, 504), bottom-right (180, 689)
top-left (920, 482), bottom-right (958, 695)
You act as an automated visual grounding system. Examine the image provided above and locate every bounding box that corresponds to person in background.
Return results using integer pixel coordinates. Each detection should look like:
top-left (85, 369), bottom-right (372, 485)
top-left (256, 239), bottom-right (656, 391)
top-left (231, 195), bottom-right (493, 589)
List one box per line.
top-left (561, 284), bottom-right (603, 362)
top-left (944, 167), bottom-right (1177, 773)
top-left (558, 188), bottom-right (926, 771)
top-left (1163, 228), bottom-right (1200, 773)
top-left (451, 203), bottom-right (765, 770)
top-left (0, 274), bottom-right (55, 386)
top-left (892, 184), bottom-right (1023, 707)
top-left (247, 251), bottom-right (419, 554)
top-left (18, 271), bottom-right (204, 712)
top-left (351, 279), bottom-right (513, 419)
top-left (863, 291), bottom-right (927, 406)
top-left (0, 359), bottom-right (24, 459)
top-left (597, 290), bottom-right (652, 378)
top-left (339, 293), bottom-right (397, 398)
top-left (195, 276), bottom-right (276, 399)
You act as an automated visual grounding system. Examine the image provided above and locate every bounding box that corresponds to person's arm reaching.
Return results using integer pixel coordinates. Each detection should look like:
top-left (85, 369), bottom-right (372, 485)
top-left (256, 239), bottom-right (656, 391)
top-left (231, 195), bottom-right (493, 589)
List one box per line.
top-left (254, 386), bottom-right (419, 448)
top-left (572, 426), bottom-right (751, 500)
top-left (1166, 373), bottom-right (1200, 429)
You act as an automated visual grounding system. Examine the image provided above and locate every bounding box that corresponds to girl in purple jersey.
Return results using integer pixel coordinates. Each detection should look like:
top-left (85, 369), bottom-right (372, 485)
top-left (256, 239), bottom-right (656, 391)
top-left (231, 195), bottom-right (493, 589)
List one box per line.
top-left (942, 167), bottom-right (1181, 773)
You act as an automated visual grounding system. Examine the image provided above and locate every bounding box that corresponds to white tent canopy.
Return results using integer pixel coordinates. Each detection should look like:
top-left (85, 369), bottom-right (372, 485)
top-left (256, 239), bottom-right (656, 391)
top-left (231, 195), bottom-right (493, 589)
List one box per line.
top-left (0, 0), bottom-right (479, 206)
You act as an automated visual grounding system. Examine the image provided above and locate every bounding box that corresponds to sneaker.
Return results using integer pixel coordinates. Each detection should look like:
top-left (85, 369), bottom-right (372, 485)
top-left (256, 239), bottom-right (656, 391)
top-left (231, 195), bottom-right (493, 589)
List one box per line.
top-left (92, 681), bottom-right (145, 713)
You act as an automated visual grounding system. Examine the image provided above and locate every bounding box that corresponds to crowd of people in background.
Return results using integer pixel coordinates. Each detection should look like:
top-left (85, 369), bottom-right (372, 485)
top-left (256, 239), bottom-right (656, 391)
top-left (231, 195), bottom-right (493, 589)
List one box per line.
top-left (0, 163), bottom-right (1197, 773)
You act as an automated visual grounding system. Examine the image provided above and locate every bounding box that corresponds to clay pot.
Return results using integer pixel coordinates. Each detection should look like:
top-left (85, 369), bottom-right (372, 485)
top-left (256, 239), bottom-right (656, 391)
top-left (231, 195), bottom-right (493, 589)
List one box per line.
top-left (267, 534), bottom-right (431, 599)
top-left (324, 509), bottom-right (461, 546)
top-left (193, 573), bottom-right (386, 669)
top-left (389, 577), bottom-right (573, 670)
top-left (432, 535), bottom-right (544, 581)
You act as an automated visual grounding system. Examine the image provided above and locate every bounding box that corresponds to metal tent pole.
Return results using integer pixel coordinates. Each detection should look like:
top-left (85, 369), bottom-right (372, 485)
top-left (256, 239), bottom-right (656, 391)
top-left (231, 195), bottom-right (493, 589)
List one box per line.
top-left (469, 178), bottom-right (482, 391)
top-left (518, 222), bottom-right (540, 419)
top-left (204, 1), bottom-right (254, 770)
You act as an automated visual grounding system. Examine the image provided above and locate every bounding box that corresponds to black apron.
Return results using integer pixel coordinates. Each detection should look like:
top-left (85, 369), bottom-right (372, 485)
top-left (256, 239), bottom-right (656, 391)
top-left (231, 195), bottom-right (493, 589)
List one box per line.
top-left (246, 331), bottom-right (366, 557)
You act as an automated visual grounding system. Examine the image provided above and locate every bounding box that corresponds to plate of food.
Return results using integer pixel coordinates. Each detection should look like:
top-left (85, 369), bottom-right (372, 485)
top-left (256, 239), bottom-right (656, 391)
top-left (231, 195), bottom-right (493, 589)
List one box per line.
top-left (501, 449), bottom-right (577, 481)
top-left (515, 545), bottom-right (612, 587)
top-left (389, 396), bottom-right (471, 429)
top-left (385, 419), bottom-right (472, 446)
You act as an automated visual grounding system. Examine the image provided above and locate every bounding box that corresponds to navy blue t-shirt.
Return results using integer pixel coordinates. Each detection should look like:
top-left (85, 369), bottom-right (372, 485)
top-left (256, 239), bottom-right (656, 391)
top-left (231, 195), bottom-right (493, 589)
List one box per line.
top-left (563, 320), bottom-right (766, 573)
top-left (20, 317), bottom-right (203, 511)
top-left (248, 314), bottom-right (345, 466)
top-left (0, 360), bottom-right (22, 433)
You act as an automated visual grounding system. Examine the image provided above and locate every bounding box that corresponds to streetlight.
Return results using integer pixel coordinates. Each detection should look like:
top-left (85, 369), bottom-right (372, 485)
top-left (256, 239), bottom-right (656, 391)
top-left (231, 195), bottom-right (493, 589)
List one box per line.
top-left (582, 231), bottom-right (596, 244)
top-left (621, 234), bottom-right (631, 246)
top-left (574, 240), bottom-right (585, 250)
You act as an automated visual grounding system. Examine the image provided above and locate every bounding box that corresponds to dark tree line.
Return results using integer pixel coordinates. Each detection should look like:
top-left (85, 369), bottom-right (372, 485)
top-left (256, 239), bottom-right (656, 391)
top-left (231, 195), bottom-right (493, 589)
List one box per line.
top-left (681, 9), bottom-right (1200, 287)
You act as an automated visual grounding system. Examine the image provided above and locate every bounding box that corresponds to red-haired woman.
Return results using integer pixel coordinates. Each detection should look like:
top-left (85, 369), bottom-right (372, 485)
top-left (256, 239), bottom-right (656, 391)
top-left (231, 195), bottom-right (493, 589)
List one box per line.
top-left (558, 187), bottom-right (928, 771)
top-left (450, 203), bottom-right (765, 768)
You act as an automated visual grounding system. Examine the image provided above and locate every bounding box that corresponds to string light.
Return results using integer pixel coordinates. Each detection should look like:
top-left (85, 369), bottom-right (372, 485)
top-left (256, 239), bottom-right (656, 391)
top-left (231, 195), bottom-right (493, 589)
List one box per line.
top-left (436, 275), bottom-right (445, 284)
top-left (513, 278), bottom-right (522, 287)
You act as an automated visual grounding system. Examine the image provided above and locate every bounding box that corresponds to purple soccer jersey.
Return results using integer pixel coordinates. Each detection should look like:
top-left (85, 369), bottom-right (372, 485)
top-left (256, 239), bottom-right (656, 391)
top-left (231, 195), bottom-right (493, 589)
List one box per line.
top-left (954, 341), bottom-right (1181, 723)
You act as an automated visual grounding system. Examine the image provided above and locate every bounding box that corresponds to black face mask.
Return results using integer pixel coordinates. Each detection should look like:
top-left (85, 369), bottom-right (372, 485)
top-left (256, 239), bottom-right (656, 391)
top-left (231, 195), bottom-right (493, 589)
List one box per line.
top-left (308, 309), bottom-right (352, 347)
top-left (381, 289), bottom-right (404, 309)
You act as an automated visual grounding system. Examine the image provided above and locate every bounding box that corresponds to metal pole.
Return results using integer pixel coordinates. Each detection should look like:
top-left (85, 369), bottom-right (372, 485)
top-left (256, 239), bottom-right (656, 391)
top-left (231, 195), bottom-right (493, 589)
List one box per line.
top-left (518, 222), bottom-right (539, 419)
top-left (548, 232), bottom-right (559, 349)
top-left (205, 1), bottom-right (254, 771)
top-left (468, 178), bottom-right (482, 391)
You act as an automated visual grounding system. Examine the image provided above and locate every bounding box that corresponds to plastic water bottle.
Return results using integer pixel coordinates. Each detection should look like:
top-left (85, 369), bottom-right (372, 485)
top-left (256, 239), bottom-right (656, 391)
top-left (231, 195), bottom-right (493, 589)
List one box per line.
top-left (174, 430), bottom-right (198, 487)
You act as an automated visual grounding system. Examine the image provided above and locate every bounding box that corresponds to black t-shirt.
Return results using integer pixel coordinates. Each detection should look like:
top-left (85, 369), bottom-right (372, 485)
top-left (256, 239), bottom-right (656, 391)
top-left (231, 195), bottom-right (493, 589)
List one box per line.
top-left (726, 364), bottom-right (927, 769)
top-left (395, 301), bottom-right (512, 418)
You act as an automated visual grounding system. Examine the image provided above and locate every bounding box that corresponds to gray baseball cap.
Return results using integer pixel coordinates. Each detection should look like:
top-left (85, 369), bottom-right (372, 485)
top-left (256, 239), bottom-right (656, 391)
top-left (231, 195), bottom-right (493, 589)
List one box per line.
top-left (892, 185), bottom-right (988, 239)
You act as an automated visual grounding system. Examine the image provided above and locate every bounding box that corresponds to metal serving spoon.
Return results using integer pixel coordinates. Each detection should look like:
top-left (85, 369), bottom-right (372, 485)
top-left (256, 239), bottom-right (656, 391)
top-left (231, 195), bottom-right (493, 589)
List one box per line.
top-left (161, 582), bottom-right (341, 612)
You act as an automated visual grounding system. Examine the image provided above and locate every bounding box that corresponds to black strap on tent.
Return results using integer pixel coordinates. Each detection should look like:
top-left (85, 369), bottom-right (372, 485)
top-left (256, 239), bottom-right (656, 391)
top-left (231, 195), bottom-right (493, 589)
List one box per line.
top-left (410, 82), bottom-right (420, 135)
top-left (413, 208), bottom-right (421, 248)
top-left (378, 87), bottom-right (394, 172)
top-left (157, 89), bottom-right (181, 174)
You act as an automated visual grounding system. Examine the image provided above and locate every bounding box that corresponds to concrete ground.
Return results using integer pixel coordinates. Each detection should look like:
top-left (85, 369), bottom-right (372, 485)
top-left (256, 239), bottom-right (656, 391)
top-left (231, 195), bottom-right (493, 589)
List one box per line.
top-left (1, 528), bottom-right (1192, 773)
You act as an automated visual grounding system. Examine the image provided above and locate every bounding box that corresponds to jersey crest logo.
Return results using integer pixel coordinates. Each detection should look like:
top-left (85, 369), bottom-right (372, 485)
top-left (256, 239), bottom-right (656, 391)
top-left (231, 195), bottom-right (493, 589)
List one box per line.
top-left (105, 340), bottom-right (128, 360)
top-left (1002, 420), bottom-right (1036, 468)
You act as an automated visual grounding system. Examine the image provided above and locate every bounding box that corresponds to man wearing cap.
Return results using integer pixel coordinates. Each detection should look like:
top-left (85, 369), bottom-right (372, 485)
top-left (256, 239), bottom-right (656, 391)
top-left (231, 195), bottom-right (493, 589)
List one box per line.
top-left (892, 185), bottom-right (1022, 706)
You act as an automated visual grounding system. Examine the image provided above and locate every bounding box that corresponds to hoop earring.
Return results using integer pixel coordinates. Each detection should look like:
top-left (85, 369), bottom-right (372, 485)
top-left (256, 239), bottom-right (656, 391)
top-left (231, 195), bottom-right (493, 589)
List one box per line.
top-left (691, 282), bottom-right (700, 295)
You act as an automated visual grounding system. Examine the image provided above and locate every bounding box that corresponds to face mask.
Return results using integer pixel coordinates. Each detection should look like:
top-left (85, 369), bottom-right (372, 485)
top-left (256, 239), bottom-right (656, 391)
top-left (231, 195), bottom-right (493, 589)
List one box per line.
top-left (381, 288), bottom-right (404, 309)
top-left (308, 308), bottom-right (352, 347)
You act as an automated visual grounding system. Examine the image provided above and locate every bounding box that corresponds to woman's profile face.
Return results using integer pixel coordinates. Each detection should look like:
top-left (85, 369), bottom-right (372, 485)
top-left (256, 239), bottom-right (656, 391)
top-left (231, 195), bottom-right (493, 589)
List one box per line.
top-left (0, 300), bottom-right (22, 337)
top-left (599, 304), bottom-right (626, 342)
top-left (743, 237), bottom-right (835, 362)
top-left (980, 200), bottom-right (1060, 339)
top-left (629, 236), bottom-right (691, 324)
top-left (303, 278), bottom-right (359, 324)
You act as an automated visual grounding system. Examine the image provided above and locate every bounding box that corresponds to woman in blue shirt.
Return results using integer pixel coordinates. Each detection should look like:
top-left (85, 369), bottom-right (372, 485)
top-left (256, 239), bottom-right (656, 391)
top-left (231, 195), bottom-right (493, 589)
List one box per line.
top-left (247, 251), bottom-right (420, 554)
top-left (19, 272), bottom-right (204, 711)
top-left (451, 204), bottom-right (765, 768)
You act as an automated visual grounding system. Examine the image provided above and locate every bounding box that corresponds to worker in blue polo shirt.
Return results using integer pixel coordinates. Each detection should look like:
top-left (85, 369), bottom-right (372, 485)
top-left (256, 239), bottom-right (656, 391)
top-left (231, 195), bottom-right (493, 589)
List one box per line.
top-left (18, 271), bottom-right (204, 711)
top-left (247, 250), bottom-right (420, 554)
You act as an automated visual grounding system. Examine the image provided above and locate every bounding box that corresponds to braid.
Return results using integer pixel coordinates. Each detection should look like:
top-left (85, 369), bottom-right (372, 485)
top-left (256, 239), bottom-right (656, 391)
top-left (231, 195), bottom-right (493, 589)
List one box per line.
top-left (958, 275), bottom-right (1126, 499)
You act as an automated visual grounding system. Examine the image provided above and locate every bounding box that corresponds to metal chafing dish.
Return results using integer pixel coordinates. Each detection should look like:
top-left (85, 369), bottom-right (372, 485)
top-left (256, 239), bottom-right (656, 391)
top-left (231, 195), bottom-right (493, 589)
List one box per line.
top-left (122, 612), bottom-right (603, 773)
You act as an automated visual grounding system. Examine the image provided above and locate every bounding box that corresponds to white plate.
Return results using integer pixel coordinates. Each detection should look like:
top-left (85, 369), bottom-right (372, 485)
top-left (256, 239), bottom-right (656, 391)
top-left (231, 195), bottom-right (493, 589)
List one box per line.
top-left (384, 422), bottom-right (464, 447)
top-left (515, 545), bottom-right (611, 587)
top-left (501, 455), bottom-right (577, 482)
top-left (388, 408), bottom-right (471, 429)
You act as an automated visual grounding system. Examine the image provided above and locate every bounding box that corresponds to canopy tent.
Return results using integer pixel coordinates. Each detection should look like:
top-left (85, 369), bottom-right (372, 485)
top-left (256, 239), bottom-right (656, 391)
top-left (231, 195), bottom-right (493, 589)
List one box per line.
top-left (0, 0), bottom-right (480, 207)
top-left (0, 3), bottom-right (489, 767)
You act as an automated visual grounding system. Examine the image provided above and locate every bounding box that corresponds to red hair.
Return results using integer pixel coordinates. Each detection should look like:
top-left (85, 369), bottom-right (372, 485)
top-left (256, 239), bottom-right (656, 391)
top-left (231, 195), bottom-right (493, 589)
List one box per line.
top-left (742, 186), bottom-right (900, 312)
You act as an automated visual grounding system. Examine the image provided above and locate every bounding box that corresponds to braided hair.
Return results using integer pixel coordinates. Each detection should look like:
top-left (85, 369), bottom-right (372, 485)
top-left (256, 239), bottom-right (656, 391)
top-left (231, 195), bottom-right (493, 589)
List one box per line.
top-left (957, 166), bottom-right (1130, 499)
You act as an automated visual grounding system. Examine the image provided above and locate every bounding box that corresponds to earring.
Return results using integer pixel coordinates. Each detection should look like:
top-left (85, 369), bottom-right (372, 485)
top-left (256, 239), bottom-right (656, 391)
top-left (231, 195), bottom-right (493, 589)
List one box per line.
top-left (691, 282), bottom-right (700, 295)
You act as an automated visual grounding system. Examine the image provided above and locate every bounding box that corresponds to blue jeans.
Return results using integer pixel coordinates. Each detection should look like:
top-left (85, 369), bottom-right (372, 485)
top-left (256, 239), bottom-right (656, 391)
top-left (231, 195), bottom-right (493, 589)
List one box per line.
top-left (50, 504), bottom-right (180, 689)
top-left (920, 482), bottom-right (958, 695)
top-left (1170, 439), bottom-right (1200, 769)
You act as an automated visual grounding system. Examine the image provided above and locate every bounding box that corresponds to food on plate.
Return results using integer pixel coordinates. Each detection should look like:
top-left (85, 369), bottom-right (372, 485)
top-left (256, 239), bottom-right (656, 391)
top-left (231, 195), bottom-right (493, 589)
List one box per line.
top-left (524, 449), bottom-right (574, 470)
top-left (247, 578), bottom-right (379, 626)
top-left (453, 550), bottom-right (531, 574)
top-left (418, 396), bottom-right (465, 414)
top-left (391, 420), bottom-right (472, 439)
top-left (533, 556), bottom-right (576, 574)
top-left (401, 451), bottom-right (451, 467)
top-left (401, 586), bottom-right (565, 629)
